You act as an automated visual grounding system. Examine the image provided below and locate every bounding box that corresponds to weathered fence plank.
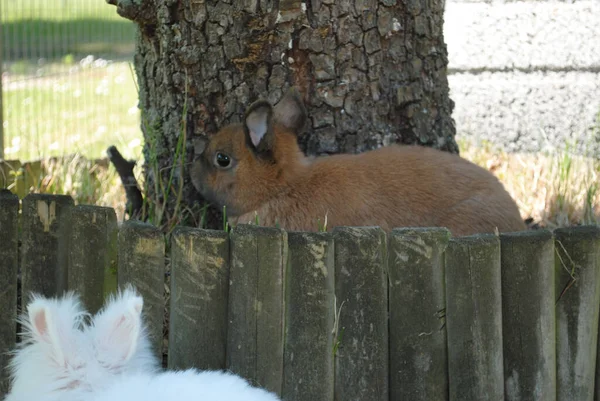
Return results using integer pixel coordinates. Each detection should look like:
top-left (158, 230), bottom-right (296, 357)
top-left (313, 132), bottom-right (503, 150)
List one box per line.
top-left (333, 227), bottom-right (388, 401)
top-left (227, 225), bottom-right (287, 396)
top-left (0, 190), bottom-right (19, 396)
top-left (169, 227), bottom-right (229, 371)
top-left (388, 228), bottom-right (451, 401)
top-left (500, 230), bottom-right (556, 401)
top-left (21, 194), bottom-right (74, 297)
top-left (117, 220), bottom-right (165, 358)
top-left (445, 234), bottom-right (504, 401)
top-left (61, 205), bottom-right (118, 314)
top-left (283, 232), bottom-right (335, 401)
top-left (554, 226), bottom-right (600, 401)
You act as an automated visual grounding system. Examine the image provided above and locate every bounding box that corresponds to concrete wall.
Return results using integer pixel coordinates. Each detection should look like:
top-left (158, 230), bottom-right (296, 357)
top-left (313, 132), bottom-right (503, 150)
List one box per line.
top-left (444, 0), bottom-right (600, 156)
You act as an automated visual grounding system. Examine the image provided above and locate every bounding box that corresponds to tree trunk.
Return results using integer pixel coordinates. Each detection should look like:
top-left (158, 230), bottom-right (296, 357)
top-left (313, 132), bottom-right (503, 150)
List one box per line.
top-left (107, 0), bottom-right (457, 230)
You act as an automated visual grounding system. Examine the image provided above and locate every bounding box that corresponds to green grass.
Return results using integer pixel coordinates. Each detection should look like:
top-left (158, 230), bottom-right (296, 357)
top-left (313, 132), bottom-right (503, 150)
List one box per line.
top-left (1, 0), bottom-right (135, 61)
top-left (2, 0), bottom-right (141, 161)
top-left (3, 61), bottom-right (143, 161)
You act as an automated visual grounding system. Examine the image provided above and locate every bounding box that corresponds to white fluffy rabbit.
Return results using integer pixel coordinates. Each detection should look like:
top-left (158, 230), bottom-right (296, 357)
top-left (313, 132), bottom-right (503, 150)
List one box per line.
top-left (4, 287), bottom-right (281, 401)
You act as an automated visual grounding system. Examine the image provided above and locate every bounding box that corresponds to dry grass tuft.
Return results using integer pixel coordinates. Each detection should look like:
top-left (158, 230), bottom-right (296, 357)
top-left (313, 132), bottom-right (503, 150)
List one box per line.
top-left (459, 139), bottom-right (599, 229)
top-left (1, 154), bottom-right (127, 220)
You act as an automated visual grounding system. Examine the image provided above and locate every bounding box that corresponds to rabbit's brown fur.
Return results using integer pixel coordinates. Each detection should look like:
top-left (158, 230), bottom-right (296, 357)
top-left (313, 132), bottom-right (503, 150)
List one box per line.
top-left (190, 90), bottom-right (525, 236)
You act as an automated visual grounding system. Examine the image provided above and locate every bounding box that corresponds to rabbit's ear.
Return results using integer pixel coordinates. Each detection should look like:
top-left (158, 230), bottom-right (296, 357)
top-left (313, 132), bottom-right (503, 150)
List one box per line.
top-left (91, 287), bottom-right (144, 369)
top-left (273, 88), bottom-right (307, 135)
top-left (26, 293), bottom-right (85, 366)
top-left (244, 100), bottom-right (275, 158)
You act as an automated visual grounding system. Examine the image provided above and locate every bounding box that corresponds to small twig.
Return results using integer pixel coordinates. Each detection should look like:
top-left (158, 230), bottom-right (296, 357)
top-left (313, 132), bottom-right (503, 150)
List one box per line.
top-left (106, 145), bottom-right (144, 220)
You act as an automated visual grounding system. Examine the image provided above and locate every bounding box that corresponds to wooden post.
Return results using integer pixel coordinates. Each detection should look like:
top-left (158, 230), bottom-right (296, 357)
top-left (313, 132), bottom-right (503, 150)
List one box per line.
top-left (227, 224), bottom-right (287, 396)
top-left (283, 232), bottom-right (335, 401)
top-left (0, 191), bottom-right (18, 396)
top-left (388, 228), bottom-right (451, 401)
top-left (20, 194), bottom-right (74, 298)
top-left (333, 227), bottom-right (388, 401)
top-left (500, 230), bottom-right (556, 401)
top-left (62, 205), bottom-right (118, 314)
top-left (445, 234), bottom-right (504, 401)
top-left (117, 220), bottom-right (165, 358)
top-left (169, 227), bottom-right (229, 371)
top-left (554, 226), bottom-right (600, 401)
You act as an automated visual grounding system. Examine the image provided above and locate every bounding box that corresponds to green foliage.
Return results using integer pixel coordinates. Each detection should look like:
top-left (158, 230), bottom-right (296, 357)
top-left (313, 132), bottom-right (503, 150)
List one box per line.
top-left (135, 75), bottom-right (194, 234)
top-left (223, 206), bottom-right (230, 232)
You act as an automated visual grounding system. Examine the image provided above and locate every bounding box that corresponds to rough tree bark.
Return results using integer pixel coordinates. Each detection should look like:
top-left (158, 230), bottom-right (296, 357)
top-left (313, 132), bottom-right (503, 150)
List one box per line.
top-left (107, 0), bottom-right (457, 229)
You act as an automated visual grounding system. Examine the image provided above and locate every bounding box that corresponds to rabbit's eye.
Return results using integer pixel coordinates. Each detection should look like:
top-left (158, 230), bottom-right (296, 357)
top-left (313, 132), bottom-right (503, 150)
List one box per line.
top-left (215, 152), bottom-right (231, 168)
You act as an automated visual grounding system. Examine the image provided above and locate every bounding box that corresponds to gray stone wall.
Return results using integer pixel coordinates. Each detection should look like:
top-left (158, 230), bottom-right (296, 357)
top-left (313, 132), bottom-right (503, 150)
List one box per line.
top-left (444, 0), bottom-right (600, 156)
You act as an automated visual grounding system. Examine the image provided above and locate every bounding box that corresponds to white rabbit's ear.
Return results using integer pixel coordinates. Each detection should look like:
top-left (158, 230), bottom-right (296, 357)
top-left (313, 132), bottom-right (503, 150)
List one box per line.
top-left (25, 293), bottom-right (85, 366)
top-left (28, 299), bottom-right (65, 365)
top-left (91, 287), bottom-right (144, 369)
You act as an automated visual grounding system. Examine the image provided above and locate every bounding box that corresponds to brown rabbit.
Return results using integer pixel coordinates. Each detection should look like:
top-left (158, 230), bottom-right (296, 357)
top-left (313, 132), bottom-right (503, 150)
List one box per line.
top-left (190, 89), bottom-right (525, 236)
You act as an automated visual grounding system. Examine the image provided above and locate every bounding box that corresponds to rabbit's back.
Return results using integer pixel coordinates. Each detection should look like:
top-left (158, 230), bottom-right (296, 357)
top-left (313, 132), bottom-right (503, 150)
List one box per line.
top-left (234, 144), bottom-right (525, 236)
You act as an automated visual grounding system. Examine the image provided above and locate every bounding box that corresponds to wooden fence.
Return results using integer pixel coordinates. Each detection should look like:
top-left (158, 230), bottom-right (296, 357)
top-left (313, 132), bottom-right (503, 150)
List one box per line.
top-left (1, 192), bottom-right (600, 401)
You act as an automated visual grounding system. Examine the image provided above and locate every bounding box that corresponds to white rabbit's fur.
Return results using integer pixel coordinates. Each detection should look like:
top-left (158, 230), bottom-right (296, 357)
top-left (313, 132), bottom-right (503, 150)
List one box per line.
top-left (4, 286), bottom-right (280, 401)
top-left (92, 370), bottom-right (280, 401)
